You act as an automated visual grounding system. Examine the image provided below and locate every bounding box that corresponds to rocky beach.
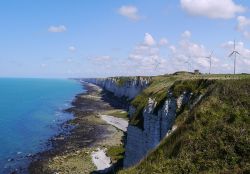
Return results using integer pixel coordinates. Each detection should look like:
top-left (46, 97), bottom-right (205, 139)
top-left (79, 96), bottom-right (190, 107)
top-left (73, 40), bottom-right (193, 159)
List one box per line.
top-left (29, 81), bottom-right (129, 174)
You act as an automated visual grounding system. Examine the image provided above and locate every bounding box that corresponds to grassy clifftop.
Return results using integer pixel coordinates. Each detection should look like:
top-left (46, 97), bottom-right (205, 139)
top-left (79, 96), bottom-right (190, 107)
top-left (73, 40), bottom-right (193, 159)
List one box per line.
top-left (129, 73), bottom-right (249, 127)
top-left (121, 74), bottom-right (250, 173)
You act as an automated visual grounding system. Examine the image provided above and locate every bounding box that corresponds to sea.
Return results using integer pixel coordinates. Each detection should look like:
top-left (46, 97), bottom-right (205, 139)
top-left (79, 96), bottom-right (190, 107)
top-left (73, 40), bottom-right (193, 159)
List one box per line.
top-left (0, 78), bottom-right (83, 173)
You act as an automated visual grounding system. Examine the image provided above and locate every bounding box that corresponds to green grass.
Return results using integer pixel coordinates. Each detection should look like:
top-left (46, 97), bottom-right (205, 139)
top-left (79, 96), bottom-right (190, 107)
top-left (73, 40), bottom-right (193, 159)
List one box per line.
top-left (105, 110), bottom-right (129, 120)
top-left (115, 77), bottom-right (131, 87)
top-left (106, 145), bottom-right (125, 163)
top-left (120, 78), bottom-right (250, 174)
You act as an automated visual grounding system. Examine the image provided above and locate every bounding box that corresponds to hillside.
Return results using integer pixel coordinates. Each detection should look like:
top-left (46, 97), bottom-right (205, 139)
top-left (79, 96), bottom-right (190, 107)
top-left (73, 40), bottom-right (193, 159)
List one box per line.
top-left (119, 74), bottom-right (250, 173)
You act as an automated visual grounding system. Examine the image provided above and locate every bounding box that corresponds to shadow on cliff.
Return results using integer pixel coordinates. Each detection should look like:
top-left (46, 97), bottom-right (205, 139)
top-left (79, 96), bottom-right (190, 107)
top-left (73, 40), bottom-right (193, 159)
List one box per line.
top-left (99, 89), bottom-right (130, 110)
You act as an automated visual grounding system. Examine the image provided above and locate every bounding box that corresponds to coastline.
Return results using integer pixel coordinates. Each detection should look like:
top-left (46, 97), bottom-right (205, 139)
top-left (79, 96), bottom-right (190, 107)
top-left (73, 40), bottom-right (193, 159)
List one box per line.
top-left (28, 81), bottom-right (129, 174)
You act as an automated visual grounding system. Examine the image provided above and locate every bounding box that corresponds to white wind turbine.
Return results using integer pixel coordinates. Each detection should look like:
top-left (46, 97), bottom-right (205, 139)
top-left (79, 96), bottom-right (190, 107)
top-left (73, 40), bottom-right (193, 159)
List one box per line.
top-left (154, 59), bottom-right (161, 70)
top-left (185, 56), bottom-right (192, 72)
top-left (228, 40), bottom-right (240, 74)
top-left (205, 51), bottom-right (213, 74)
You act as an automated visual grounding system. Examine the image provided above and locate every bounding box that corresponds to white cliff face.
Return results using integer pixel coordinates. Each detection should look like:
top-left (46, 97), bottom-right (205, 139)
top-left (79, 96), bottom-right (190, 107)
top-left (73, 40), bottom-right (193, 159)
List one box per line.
top-left (177, 91), bottom-right (189, 109)
top-left (84, 77), bottom-right (150, 100)
top-left (159, 95), bottom-right (177, 140)
top-left (123, 92), bottom-right (191, 168)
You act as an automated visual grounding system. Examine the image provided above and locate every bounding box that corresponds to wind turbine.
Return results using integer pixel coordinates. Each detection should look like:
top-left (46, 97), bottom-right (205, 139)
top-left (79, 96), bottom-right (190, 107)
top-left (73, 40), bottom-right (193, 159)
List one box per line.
top-left (154, 60), bottom-right (161, 70)
top-left (205, 51), bottom-right (213, 74)
top-left (228, 40), bottom-right (240, 74)
top-left (184, 56), bottom-right (191, 72)
top-left (185, 60), bottom-right (191, 72)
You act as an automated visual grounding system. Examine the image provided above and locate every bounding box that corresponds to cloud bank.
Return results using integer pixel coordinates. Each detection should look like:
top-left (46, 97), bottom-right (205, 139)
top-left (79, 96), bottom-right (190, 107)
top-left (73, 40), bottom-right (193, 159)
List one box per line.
top-left (180, 0), bottom-right (245, 19)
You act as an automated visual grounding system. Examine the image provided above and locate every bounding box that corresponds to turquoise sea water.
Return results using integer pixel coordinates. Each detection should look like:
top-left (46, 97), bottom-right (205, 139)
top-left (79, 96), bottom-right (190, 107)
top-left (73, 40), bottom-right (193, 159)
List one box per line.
top-left (0, 78), bottom-right (83, 173)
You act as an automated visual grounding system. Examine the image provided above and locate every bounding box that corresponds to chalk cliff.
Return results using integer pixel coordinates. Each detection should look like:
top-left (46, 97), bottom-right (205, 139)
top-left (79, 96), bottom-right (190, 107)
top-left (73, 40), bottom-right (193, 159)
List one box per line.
top-left (84, 77), bottom-right (151, 100)
top-left (123, 92), bottom-right (192, 167)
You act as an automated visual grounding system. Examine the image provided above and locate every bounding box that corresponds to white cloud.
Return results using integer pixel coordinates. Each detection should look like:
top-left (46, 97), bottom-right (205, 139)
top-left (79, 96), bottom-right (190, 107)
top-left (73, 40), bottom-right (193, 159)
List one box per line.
top-left (236, 16), bottom-right (250, 39)
top-left (48, 25), bottom-right (67, 33)
top-left (181, 30), bottom-right (192, 38)
top-left (222, 63), bottom-right (232, 70)
top-left (180, 0), bottom-right (245, 19)
top-left (243, 31), bottom-right (250, 39)
top-left (118, 5), bottom-right (141, 21)
top-left (169, 45), bottom-right (177, 53)
top-left (127, 33), bottom-right (169, 75)
top-left (159, 38), bottom-right (168, 46)
top-left (237, 16), bottom-right (250, 30)
top-left (144, 33), bottom-right (156, 46)
top-left (68, 46), bottom-right (76, 52)
top-left (117, 32), bottom-right (221, 75)
top-left (168, 30), bottom-right (220, 73)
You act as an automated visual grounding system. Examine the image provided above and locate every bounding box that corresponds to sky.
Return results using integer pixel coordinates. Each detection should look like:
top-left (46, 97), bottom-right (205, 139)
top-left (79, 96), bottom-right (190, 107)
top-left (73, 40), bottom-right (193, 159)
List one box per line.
top-left (0, 0), bottom-right (250, 78)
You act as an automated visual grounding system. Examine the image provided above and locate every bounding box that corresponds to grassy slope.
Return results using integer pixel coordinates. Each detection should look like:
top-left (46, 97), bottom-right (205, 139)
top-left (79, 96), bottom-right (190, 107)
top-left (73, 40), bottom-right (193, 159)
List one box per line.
top-left (120, 74), bottom-right (250, 174)
top-left (130, 73), bottom-right (248, 127)
top-left (129, 74), bottom-right (195, 127)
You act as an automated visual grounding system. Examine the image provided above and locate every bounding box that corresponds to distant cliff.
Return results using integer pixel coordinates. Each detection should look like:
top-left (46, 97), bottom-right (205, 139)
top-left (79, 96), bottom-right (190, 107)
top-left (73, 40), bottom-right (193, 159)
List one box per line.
top-left (84, 76), bottom-right (151, 100)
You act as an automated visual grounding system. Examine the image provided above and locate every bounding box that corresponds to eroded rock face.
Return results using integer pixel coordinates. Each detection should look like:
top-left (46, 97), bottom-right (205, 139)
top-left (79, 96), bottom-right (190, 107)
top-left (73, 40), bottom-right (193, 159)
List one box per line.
top-left (84, 77), bottom-right (150, 100)
top-left (123, 92), bottom-right (191, 168)
top-left (159, 96), bottom-right (177, 140)
top-left (177, 91), bottom-right (189, 109)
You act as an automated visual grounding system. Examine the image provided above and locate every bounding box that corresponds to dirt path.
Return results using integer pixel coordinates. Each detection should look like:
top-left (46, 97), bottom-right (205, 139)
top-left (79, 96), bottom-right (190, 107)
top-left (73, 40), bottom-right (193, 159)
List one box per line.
top-left (99, 115), bottom-right (128, 132)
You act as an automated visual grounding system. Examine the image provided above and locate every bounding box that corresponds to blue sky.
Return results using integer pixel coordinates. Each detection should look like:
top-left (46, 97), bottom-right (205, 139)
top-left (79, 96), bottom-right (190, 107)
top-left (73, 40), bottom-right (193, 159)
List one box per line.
top-left (0, 0), bottom-right (250, 78)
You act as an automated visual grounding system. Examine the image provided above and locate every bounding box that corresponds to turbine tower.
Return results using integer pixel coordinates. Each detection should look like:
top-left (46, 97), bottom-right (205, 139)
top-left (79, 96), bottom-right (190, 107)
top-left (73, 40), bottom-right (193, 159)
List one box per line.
top-left (228, 40), bottom-right (240, 74)
top-left (185, 59), bottom-right (191, 72)
top-left (154, 59), bottom-right (161, 70)
top-left (205, 51), bottom-right (213, 74)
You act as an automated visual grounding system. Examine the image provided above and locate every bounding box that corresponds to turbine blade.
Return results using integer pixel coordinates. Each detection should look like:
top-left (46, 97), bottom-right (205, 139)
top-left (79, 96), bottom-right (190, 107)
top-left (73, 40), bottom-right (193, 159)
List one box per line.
top-left (228, 52), bottom-right (234, 57)
top-left (235, 51), bottom-right (240, 55)
top-left (210, 51), bottom-right (214, 57)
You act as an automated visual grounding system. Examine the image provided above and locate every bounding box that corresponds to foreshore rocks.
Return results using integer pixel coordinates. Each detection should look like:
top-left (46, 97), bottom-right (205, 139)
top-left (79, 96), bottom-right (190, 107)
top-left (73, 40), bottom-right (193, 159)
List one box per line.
top-left (28, 82), bottom-right (128, 174)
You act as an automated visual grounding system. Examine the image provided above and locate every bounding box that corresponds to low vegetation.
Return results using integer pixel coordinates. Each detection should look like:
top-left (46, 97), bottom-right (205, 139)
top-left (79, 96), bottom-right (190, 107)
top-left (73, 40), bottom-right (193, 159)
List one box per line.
top-left (32, 149), bottom-right (95, 174)
top-left (106, 145), bottom-right (125, 163)
top-left (104, 110), bottom-right (129, 120)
